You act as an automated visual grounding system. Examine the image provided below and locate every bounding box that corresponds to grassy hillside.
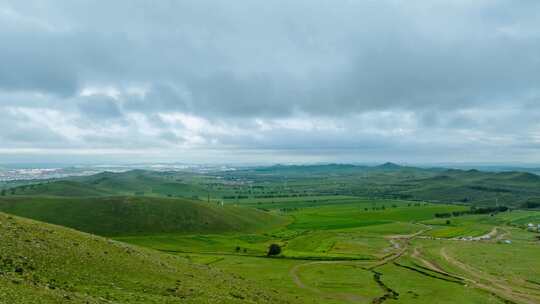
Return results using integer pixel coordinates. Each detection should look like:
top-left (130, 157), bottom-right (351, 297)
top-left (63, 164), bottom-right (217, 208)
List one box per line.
top-left (0, 196), bottom-right (288, 237)
top-left (399, 169), bottom-right (540, 207)
top-left (5, 180), bottom-right (116, 197)
top-left (4, 164), bottom-right (540, 209)
top-left (0, 212), bottom-right (291, 304)
top-left (208, 165), bottom-right (540, 208)
top-left (1, 170), bottom-right (212, 198)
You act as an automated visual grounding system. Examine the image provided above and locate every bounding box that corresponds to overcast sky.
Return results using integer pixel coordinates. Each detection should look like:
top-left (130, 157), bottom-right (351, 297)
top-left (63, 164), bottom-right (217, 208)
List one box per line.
top-left (1, 0), bottom-right (540, 164)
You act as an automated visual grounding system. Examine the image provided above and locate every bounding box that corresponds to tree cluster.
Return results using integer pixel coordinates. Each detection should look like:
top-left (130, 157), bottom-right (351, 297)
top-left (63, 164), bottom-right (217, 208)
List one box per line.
top-left (435, 206), bottom-right (508, 218)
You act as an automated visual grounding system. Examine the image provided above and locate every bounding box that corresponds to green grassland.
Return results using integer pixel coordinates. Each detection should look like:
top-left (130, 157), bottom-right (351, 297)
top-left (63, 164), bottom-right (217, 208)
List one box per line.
top-left (286, 201), bottom-right (468, 230)
top-left (5, 164), bottom-right (540, 209)
top-left (1, 170), bottom-right (214, 198)
top-left (108, 196), bottom-right (540, 303)
top-left (376, 262), bottom-right (502, 304)
top-left (0, 212), bottom-right (291, 304)
top-left (2, 165), bottom-right (540, 303)
top-left (0, 196), bottom-right (287, 236)
top-left (129, 202), bottom-right (540, 303)
top-left (421, 215), bottom-right (494, 238)
top-left (197, 255), bottom-right (330, 304)
top-left (115, 200), bottom-right (462, 260)
top-left (117, 233), bottom-right (277, 256)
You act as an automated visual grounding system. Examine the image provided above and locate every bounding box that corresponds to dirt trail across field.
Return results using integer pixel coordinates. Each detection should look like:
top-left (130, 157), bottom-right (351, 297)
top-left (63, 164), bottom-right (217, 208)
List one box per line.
top-left (411, 247), bottom-right (454, 276)
top-left (409, 226), bottom-right (540, 304)
top-left (288, 225), bottom-right (432, 303)
top-left (289, 222), bottom-right (538, 304)
top-left (450, 226), bottom-right (498, 241)
top-left (440, 247), bottom-right (540, 304)
top-left (495, 227), bottom-right (511, 241)
top-left (369, 226), bottom-right (432, 269)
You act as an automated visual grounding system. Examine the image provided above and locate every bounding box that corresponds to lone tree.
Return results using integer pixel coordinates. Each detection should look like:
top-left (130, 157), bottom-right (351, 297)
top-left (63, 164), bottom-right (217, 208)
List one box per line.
top-left (267, 244), bottom-right (281, 256)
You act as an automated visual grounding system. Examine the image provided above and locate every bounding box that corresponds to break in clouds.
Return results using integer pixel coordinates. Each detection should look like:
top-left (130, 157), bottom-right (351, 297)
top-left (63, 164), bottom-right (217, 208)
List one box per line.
top-left (1, 0), bottom-right (540, 163)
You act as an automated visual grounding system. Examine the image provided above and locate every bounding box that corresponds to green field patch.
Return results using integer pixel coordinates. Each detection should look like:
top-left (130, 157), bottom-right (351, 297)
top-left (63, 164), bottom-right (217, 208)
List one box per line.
top-left (117, 233), bottom-right (274, 256)
top-left (377, 263), bottom-right (501, 304)
top-left (341, 221), bottom-right (425, 236)
top-left (413, 234), bottom-right (540, 301)
top-left (203, 254), bottom-right (329, 303)
top-left (422, 215), bottom-right (494, 238)
top-left (297, 263), bottom-right (382, 299)
top-left (442, 239), bottom-right (540, 285)
top-left (508, 214), bottom-right (540, 226)
top-left (330, 237), bottom-right (391, 257)
top-left (288, 202), bottom-right (467, 230)
top-left (285, 231), bottom-right (337, 253)
top-left (394, 257), bottom-right (464, 285)
top-left (282, 230), bottom-right (388, 259)
top-left (427, 225), bottom-right (490, 238)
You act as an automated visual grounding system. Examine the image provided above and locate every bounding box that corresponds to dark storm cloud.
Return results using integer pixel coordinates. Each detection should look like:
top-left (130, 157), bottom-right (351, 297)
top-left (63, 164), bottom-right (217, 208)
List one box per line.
top-left (1, 0), bottom-right (540, 162)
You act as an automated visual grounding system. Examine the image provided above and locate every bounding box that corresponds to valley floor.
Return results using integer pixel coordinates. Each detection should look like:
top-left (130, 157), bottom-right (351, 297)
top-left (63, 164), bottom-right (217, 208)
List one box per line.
top-left (116, 200), bottom-right (540, 304)
top-left (2, 193), bottom-right (539, 303)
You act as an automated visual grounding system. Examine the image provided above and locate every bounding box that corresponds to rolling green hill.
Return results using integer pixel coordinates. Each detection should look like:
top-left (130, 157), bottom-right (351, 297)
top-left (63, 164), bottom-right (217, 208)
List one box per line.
top-left (0, 196), bottom-right (288, 237)
top-left (4, 164), bottom-right (540, 209)
top-left (2, 170), bottom-right (213, 198)
top-left (72, 170), bottom-right (210, 197)
top-left (399, 169), bottom-right (540, 207)
top-left (0, 212), bottom-right (291, 304)
top-left (7, 180), bottom-right (116, 197)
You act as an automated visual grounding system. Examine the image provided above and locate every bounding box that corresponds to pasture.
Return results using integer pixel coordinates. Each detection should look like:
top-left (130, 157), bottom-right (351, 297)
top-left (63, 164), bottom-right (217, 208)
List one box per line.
top-left (3, 167), bottom-right (540, 303)
top-left (115, 195), bottom-right (540, 303)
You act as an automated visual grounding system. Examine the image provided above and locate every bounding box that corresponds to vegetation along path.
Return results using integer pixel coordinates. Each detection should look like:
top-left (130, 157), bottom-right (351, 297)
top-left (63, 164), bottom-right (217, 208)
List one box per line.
top-left (440, 247), bottom-right (540, 304)
top-left (289, 225), bottom-right (432, 303)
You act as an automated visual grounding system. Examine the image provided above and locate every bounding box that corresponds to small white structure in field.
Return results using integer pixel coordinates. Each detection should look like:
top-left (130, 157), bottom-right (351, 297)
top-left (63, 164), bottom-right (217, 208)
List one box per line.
top-left (503, 240), bottom-right (512, 244)
top-left (527, 223), bottom-right (536, 231)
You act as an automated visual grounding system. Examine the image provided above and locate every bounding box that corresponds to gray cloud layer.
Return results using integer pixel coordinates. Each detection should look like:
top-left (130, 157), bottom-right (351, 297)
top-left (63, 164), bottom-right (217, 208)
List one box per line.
top-left (1, 0), bottom-right (540, 163)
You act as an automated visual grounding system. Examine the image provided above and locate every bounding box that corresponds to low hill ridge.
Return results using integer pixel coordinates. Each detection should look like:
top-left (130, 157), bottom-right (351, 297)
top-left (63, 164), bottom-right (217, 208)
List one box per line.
top-left (0, 196), bottom-right (287, 237)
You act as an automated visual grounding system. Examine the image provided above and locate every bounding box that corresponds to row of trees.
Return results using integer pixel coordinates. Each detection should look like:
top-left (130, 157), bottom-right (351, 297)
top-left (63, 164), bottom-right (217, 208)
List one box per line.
top-left (435, 206), bottom-right (509, 218)
top-left (233, 244), bottom-right (281, 256)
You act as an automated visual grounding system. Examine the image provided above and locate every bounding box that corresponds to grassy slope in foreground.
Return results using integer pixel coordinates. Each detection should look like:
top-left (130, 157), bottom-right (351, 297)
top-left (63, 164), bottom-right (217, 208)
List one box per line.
top-left (0, 212), bottom-right (291, 304)
top-left (0, 196), bottom-right (288, 237)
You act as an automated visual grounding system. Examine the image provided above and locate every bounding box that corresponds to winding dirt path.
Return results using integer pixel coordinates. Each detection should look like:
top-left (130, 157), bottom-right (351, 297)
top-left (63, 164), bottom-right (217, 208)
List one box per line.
top-left (411, 247), bottom-right (453, 276)
top-left (368, 226), bottom-right (432, 270)
top-left (289, 222), bottom-right (538, 304)
top-left (440, 247), bottom-right (540, 304)
top-left (288, 226), bottom-right (432, 303)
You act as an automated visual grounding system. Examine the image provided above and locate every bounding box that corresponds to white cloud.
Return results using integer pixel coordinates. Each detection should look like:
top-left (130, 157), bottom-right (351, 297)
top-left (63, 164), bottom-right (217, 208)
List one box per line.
top-left (0, 0), bottom-right (540, 163)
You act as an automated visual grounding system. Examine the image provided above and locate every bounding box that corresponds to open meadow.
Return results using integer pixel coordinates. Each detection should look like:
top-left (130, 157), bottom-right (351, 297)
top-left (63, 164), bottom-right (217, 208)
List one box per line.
top-left (113, 194), bottom-right (540, 304)
top-left (1, 167), bottom-right (540, 303)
